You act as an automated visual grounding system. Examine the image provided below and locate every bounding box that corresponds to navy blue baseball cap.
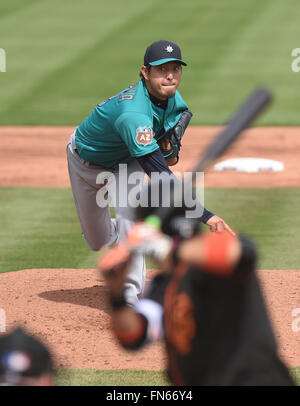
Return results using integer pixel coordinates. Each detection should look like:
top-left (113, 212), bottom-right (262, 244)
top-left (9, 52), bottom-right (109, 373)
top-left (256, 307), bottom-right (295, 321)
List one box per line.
top-left (144, 40), bottom-right (187, 67)
top-left (0, 327), bottom-right (54, 382)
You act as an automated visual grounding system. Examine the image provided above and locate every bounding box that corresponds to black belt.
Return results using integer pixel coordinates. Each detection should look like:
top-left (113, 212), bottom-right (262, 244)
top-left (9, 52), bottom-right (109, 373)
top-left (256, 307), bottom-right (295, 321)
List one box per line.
top-left (74, 149), bottom-right (115, 170)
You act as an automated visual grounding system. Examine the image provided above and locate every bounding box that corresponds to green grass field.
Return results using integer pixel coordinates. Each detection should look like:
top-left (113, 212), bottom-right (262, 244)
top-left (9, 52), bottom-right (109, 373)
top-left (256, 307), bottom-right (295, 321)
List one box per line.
top-left (54, 367), bottom-right (300, 386)
top-left (54, 369), bottom-right (170, 386)
top-left (1, 187), bottom-right (300, 273)
top-left (0, 0), bottom-right (300, 125)
top-left (0, 0), bottom-right (299, 386)
top-left (0, 187), bottom-right (299, 385)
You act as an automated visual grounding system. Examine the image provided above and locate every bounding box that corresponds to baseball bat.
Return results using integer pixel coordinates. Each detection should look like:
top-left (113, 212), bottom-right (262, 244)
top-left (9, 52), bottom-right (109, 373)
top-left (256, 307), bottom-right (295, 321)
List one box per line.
top-left (150, 87), bottom-right (273, 225)
top-left (191, 87), bottom-right (273, 175)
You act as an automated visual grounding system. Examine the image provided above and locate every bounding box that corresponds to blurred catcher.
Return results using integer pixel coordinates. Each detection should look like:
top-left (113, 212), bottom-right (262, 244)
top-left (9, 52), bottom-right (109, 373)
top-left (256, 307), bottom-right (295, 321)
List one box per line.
top-left (0, 326), bottom-right (54, 386)
top-left (98, 179), bottom-right (295, 386)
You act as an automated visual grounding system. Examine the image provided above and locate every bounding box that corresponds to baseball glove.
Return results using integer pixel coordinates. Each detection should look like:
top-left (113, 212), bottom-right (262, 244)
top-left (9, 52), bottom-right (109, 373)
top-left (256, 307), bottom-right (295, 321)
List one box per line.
top-left (158, 109), bottom-right (193, 163)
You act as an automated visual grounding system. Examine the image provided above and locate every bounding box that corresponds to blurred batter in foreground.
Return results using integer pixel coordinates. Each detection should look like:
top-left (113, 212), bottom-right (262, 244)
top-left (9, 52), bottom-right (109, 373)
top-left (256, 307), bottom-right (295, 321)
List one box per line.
top-left (98, 181), bottom-right (295, 386)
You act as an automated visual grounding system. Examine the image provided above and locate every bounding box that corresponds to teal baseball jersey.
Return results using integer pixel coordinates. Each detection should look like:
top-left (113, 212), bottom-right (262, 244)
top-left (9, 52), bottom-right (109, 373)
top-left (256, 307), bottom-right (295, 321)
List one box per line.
top-left (75, 79), bottom-right (189, 168)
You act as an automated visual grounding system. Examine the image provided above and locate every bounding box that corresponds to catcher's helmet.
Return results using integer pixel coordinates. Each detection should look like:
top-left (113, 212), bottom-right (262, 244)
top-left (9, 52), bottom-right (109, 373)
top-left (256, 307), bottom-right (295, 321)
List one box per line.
top-left (0, 327), bottom-right (54, 384)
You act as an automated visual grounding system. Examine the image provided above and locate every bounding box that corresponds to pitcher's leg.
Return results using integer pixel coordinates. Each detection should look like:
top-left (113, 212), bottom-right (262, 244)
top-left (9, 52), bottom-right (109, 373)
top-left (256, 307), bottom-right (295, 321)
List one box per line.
top-left (67, 142), bottom-right (115, 251)
top-left (67, 136), bottom-right (146, 304)
top-left (113, 161), bottom-right (147, 304)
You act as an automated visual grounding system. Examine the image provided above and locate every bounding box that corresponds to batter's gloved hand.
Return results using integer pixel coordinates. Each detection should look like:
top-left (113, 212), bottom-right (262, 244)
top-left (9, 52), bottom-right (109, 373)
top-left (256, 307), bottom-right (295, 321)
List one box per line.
top-left (126, 222), bottom-right (173, 262)
top-left (99, 222), bottom-right (173, 278)
top-left (158, 109), bottom-right (193, 163)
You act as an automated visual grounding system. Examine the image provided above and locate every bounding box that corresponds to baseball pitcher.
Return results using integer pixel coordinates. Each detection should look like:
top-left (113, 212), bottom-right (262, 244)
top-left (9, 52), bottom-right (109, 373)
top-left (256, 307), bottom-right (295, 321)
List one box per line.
top-left (67, 40), bottom-right (234, 305)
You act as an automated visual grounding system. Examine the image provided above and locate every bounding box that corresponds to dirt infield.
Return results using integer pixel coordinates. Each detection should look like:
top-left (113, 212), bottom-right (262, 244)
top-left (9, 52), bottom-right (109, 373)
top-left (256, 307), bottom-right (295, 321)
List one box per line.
top-left (1, 126), bottom-right (300, 188)
top-left (0, 126), bottom-right (299, 372)
top-left (0, 268), bottom-right (299, 371)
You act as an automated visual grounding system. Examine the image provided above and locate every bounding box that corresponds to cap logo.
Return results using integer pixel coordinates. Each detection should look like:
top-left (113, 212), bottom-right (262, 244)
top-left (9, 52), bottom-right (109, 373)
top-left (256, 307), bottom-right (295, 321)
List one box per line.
top-left (3, 350), bottom-right (31, 373)
top-left (166, 45), bottom-right (174, 53)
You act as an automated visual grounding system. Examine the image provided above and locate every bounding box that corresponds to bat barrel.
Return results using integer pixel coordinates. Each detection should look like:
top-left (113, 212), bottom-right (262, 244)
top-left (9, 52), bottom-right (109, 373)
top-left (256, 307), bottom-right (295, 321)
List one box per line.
top-left (193, 87), bottom-right (273, 174)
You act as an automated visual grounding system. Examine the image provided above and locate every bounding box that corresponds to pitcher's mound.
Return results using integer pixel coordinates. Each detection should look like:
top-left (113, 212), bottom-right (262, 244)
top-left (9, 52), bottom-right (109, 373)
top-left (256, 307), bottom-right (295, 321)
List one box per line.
top-left (0, 268), bottom-right (299, 370)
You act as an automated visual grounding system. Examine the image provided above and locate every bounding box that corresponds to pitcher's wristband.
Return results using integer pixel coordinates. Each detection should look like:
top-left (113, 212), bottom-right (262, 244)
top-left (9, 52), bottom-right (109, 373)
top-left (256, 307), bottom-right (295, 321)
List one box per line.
top-left (201, 208), bottom-right (214, 224)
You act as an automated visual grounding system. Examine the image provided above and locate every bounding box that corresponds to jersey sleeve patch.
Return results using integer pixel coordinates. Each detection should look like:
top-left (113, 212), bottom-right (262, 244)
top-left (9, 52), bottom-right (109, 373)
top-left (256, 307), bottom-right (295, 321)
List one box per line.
top-left (136, 126), bottom-right (154, 146)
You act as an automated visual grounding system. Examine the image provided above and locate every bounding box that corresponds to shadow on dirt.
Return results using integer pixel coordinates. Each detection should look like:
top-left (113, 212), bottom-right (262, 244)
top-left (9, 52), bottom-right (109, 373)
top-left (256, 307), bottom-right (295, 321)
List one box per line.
top-left (39, 285), bottom-right (109, 312)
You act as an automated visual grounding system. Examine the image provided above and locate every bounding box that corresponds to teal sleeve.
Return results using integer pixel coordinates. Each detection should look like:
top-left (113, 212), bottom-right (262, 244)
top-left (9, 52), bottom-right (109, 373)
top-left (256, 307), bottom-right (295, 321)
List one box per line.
top-left (115, 113), bottom-right (159, 158)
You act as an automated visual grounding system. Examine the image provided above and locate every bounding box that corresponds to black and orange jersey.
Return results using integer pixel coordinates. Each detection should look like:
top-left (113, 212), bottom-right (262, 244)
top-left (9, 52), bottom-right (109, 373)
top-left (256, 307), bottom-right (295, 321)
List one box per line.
top-left (142, 235), bottom-right (295, 386)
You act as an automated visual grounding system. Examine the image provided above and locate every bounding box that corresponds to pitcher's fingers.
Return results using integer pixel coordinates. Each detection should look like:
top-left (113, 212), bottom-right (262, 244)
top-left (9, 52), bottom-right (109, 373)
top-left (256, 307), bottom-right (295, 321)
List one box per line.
top-left (209, 223), bottom-right (217, 232)
top-left (223, 222), bottom-right (237, 237)
top-left (216, 221), bottom-right (226, 233)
